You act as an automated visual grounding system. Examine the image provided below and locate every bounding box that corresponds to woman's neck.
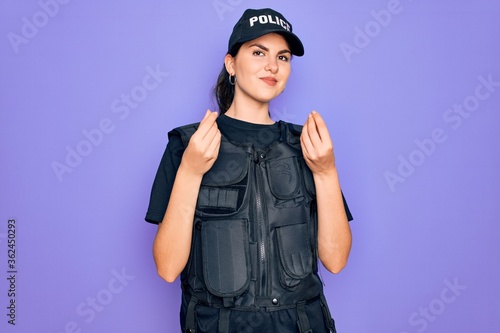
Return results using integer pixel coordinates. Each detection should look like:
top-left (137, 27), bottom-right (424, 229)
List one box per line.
top-left (225, 94), bottom-right (274, 125)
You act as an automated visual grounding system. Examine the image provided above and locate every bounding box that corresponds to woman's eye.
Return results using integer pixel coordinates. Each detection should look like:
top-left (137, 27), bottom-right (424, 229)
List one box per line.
top-left (253, 50), bottom-right (264, 56)
top-left (279, 55), bottom-right (289, 62)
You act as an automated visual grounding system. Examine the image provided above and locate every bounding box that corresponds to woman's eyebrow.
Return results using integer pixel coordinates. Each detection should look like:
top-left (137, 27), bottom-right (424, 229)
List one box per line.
top-left (249, 43), bottom-right (269, 51)
top-left (248, 43), bottom-right (291, 55)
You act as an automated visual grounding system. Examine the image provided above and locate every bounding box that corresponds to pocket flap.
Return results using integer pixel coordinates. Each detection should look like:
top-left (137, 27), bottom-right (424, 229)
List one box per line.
top-left (276, 223), bottom-right (312, 280)
top-left (201, 153), bottom-right (248, 186)
top-left (201, 219), bottom-right (250, 297)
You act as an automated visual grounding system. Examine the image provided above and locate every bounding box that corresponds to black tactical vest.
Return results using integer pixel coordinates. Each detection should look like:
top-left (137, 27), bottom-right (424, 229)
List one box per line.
top-left (170, 120), bottom-right (334, 332)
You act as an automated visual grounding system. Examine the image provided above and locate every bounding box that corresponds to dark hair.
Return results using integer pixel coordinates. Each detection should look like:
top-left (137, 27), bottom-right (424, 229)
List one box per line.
top-left (213, 46), bottom-right (241, 115)
top-left (213, 65), bottom-right (233, 115)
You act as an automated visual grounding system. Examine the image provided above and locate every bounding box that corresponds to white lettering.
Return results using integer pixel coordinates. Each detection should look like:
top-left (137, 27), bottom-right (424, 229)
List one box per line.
top-left (248, 15), bottom-right (290, 31)
top-left (249, 16), bottom-right (258, 27)
top-left (267, 15), bottom-right (277, 25)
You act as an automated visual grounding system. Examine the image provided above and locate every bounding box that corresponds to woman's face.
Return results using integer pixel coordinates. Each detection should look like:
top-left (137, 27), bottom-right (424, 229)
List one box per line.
top-left (226, 33), bottom-right (292, 105)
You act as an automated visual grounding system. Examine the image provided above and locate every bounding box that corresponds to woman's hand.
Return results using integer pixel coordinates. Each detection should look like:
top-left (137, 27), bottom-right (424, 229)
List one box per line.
top-left (154, 110), bottom-right (221, 283)
top-left (300, 111), bottom-right (336, 175)
top-left (180, 110), bottom-right (221, 176)
top-left (301, 111), bottom-right (351, 274)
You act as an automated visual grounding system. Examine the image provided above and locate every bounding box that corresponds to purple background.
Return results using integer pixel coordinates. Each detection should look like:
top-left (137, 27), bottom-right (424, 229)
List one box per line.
top-left (1, 0), bottom-right (499, 332)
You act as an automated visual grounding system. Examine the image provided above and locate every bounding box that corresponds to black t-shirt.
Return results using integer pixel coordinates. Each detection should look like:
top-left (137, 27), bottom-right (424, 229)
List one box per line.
top-left (145, 114), bottom-right (352, 224)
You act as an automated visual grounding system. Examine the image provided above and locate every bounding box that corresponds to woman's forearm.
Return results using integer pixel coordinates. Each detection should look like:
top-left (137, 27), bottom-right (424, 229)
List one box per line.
top-left (153, 164), bottom-right (203, 283)
top-left (314, 168), bottom-right (352, 274)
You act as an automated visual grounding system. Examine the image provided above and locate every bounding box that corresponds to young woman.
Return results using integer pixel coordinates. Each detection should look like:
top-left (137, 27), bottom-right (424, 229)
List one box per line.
top-left (146, 8), bottom-right (353, 332)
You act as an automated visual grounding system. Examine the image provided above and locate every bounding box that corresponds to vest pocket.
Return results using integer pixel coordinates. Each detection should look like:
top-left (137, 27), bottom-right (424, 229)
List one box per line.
top-left (197, 152), bottom-right (249, 215)
top-left (266, 156), bottom-right (309, 209)
top-left (266, 157), bottom-right (300, 199)
top-left (197, 186), bottom-right (243, 214)
top-left (276, 223), bottom-right (313, 289)
top-left (201, 219), bottom-right (250, 298)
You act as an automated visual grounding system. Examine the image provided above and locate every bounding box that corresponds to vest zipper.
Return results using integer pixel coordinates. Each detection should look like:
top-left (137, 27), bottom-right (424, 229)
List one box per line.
top-left (254, 150), bottom-right (269, 298)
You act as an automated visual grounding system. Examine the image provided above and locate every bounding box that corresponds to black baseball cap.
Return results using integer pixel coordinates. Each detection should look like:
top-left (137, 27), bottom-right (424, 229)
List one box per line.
top-left (228, 8), bottom-right (304, 57)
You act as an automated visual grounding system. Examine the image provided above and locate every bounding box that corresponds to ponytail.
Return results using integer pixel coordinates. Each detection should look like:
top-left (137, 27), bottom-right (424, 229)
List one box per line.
top-left (213, 64), bottom-right (234, 115)
top-left (213, 45), bottom-right (241, 115)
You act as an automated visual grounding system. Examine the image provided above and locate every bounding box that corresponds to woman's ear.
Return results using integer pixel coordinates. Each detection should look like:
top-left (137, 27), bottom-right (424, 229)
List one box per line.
top-left (224, 54), bottom-right (235, 75)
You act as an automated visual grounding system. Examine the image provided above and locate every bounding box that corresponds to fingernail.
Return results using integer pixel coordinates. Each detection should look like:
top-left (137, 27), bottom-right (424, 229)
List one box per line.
top-left (311, 110), bottom-right (317, 114)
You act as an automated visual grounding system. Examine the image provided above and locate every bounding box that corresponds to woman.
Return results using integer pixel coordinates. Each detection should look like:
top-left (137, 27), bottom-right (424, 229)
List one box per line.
top-left (146, 8), bottom-right (353, 332)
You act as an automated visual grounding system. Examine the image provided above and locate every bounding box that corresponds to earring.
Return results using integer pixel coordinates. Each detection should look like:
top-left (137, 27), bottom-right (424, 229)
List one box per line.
top-left (228, 73), bottom-right (236, 86)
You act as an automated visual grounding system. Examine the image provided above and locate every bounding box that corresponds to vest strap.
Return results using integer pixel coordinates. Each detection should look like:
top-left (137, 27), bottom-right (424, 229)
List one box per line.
top-left (296, 301), bottom-right (312, 333)
top-left (222, 297), bottom-right (236, 307)
top-left (319, 293), bottom-right (336, 332)
top-left (185, 296), bottom-right (198, 333)
top-left (218, 307), bottom-right (231, 333)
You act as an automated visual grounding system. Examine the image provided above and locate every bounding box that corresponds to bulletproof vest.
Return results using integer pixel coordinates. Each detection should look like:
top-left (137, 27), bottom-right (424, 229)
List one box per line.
top-left (170, 120), bottom-right (325, 311)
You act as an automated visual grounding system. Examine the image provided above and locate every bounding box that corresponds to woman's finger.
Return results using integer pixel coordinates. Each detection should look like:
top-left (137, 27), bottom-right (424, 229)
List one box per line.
top-left (197, 110), bottom-right (218, 140)
top-left (204, 121), bottom-right (220, 148)
top-left (207, 129), bottom-right (222, 155)
top-left (310, 111), bottom-right (331, 143)
top-left (301, 114), bottom-right (314, 157)
top-left (306, 112), bottom-right (322, 149)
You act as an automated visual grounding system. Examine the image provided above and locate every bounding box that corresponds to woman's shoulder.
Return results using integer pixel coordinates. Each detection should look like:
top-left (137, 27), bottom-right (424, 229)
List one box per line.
top-left (168, 121), bottom-right (200, 136)
top-left (167, 122), bottom-right (201, 148)
top-left (279, 120), bottom-right (303, 134)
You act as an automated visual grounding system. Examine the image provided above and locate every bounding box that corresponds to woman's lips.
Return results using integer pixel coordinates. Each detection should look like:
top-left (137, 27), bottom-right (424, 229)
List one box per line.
top-left (260, 77), bottom-right (277, 86)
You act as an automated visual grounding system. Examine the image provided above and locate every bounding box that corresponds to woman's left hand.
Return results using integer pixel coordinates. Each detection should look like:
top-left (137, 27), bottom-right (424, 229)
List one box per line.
top-left (300, 111), bottom-right (336, 175)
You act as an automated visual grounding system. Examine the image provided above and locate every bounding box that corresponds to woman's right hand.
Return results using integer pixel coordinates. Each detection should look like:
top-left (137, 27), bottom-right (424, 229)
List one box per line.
top-left (180, 110), bottom-right (221, 176)
top-left (154, 110), bottom-right (221, 283)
